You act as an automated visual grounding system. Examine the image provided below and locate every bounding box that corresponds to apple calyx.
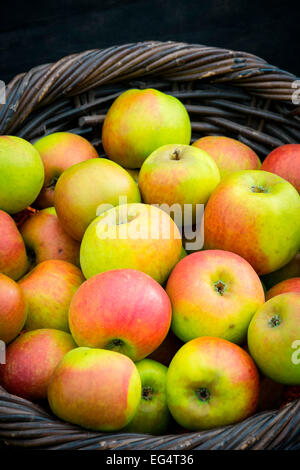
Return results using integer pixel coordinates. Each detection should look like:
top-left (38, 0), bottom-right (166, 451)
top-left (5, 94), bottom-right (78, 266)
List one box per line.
top-left (142, 386), bottom-right (154, 401)
top-left (195, 387), bottom-right (210, 402)
top-left (250, 185), bottom-right (268, 194)
top-left (214, 280), bottom-right (227, 296)
top-left (268, 314), bottom-right (281, 328)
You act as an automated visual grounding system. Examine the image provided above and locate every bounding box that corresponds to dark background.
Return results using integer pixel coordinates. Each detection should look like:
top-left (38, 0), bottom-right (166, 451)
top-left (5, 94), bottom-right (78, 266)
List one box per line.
top-left (1, 0), bottom-right (299, 84)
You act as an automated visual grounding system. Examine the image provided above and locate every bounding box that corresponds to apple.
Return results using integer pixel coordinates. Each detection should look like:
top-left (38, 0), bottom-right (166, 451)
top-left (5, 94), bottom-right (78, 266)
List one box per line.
top-left (33, 132), bottom-right (99, 208)
top-left (19, 260), bottom-right (84, 332)
top-left (123, 359), bottom-right (171, 435)
top-left (80, 203), bottom-right (182, 284)
top-left (148, 330), bottom-right (184, 366)
top-left (0, 210), bottom-right (28, 280)
top-left (69, 269), bottom-right (172, 361)
top-left (266, 277), bottom-right (300, 300)
top-left (47, 347), bottom-right (141, 431)
top-left (138, 144), bottom-right (220, 224)
top-left (54, 158), bottom-right (141, 241)
top-left (204, 170), bottom-right (300, 275)
top-left (261, 144), bottom-right (300, 193)
top-left (166, 250), bottom-right (265, 344)
top-left (193, 136), bottom-right (261, 179)
top-left (248, 293), bottom-right (300, 385)
top-left (261, 253), bottom-right (300, 289)
top-left (0, 136), bottom-right (44, 213)
top-left (102, 88), bottom-right (191, 168)
top-left (166, 337), bottom-right (259, 430)
top-left (0, 328), bottom-right (76, 400)
top-left (20, 207), bottom-right (80, 269)
top-left (0, 273), bottom-right (27, 344)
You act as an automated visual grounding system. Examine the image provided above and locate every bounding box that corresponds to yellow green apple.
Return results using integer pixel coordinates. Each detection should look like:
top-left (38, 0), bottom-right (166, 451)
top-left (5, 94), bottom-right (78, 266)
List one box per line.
top-left (248, 292), bottom-right (300, 384)
top-left (80, 203), bottom-right (182, 284)
top-left (123, 359), bottom-right (171, 435)
top-left (166, 337), bottom-right (260, 430)
top-left (0, 210), bottom-right (28, 280)
top-left (0, 136), bottom-right (44, 213)
top-left (102, 88), bottom-right (191, 168)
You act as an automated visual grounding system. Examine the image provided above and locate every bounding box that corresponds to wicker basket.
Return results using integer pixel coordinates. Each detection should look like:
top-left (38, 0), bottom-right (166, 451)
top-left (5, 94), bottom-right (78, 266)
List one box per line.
top-left (0, 41), bottom-right (300, 450)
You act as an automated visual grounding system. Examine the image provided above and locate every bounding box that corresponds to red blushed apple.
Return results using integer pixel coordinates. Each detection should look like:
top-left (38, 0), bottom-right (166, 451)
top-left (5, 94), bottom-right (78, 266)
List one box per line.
top-left (166, 337), bottom-right (260, 430)
top-left (204, 170), bottom-right (300, 275)
top-left (0, 328), bottom-right (76, 400)
top-left (166, 250), bottom-right (265, 344)
top-left (0, 274), bottom-right (27, 344)
top-left (0, 210), bottom-right (28, 281)
top-left (193, 136), bottom-right (261, 179)
top-left (266, 277), bottom-right (300, 301)
top-left (261, 144), bottom-right (300, 194)
top-left (19, 260), bottom-right (85, 332)
top-left (69, 269), bottom-right (172, 361)
top-left (47, 347), bottom-right (141, 431)
top-left (34, 132), bottom-right (98, 209)
top-left (20, 207), bottom-right (80, 269)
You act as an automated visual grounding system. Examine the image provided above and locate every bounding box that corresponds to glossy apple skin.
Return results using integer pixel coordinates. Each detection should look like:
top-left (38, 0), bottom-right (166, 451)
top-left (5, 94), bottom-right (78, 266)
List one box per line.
top-left (0, 329), bottom-right (76, 400)
top-left (69, 269), bottom-right (172, 361)
top-left (166, 250), bottom-right (265, 344)
top-left (166, 337), bottom-right (260, 430)
top-left (204, 170), bottom-right (300, 275)
top-left (261, 253), bottom-right (300, 289)
top-left (34, 132), bottom-right (98, 208)
top-left (54, 158), bottom-right (141, 241)
top-left (102, 88), bottom-right (191, 169)
top-left (138, 144), bottom-right (220, 222)
top-left (248, 293), bottom-right (300, 385)
top-left (148, 330), bottom-right (184, 366)
top-left (47, 347), bottom-right (141, 431)
top-left (261, 144), bottom-right (300, 193)
top-left (0, 210), bottom-right (28, 280)
top-left (20, 207), bottom-right (80, 269)
top-left (19, 260), bottom-right (84, 332)
top-left (193, 136), bottom-right (261, 179)
top-left (0, 274), bottom-right (27, 344)
top-left (123, 359), bottom-right (171, 435)
top-left (0, 136), bottom-right (44, 214)
top-left (266, 277), bottom-right (300, 301)
top-left (80, 203), bottom-right (182, 284)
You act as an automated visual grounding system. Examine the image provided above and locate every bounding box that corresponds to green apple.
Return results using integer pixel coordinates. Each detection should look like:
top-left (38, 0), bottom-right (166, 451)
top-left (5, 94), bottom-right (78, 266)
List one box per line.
top-left (102, 88), bottom-right (191, 168)
top-left (123, 359), bottom-right (171, 435)
top-left (80, 203), bottom-right (182, 284)
top-left (54, 158), bottom-right (141, 241)
top-left (204, 170), bottom-right (300, 275)
top-left (138, 144), bottom-right (220, 225)
top-left (248, 292), bottom-right (300, 385)
top-left (166, 337), bottom-right (260, 430)
top-left (0, 136), bottom-right (44, 213)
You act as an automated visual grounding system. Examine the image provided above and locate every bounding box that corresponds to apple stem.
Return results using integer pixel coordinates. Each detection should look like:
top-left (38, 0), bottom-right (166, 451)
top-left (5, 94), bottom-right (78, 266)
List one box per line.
top-left (170, 149), bottom-right (181, 160)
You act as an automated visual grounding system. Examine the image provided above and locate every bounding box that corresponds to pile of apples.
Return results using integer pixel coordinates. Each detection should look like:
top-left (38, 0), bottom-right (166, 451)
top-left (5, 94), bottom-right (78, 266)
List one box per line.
top-left (0, 88), bottom-right (300, 434)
